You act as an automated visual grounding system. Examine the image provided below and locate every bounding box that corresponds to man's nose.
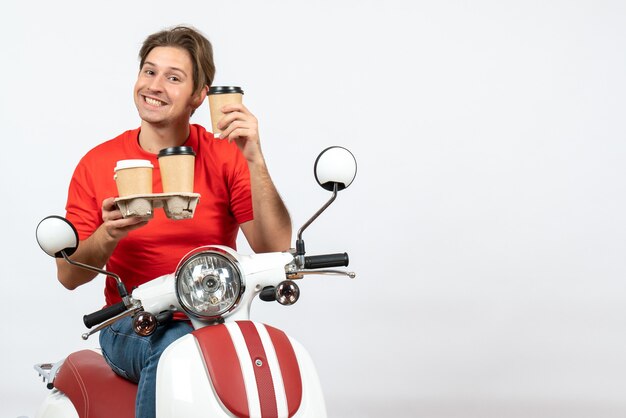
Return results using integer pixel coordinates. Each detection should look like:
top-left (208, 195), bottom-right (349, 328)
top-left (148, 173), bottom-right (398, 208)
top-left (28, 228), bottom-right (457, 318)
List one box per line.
top-left (148, 75), bottom-right (164, 91)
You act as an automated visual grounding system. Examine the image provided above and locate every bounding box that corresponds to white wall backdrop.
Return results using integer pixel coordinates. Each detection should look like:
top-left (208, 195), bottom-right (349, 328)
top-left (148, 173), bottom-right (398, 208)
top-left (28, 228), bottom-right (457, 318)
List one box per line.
top-left (2, 1), bottom-right (626, 417)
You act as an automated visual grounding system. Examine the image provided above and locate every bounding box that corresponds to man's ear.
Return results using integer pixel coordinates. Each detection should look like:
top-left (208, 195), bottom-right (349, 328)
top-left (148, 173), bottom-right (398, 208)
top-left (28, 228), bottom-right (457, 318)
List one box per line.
top-left (192, 85), bottom-right (208, 109)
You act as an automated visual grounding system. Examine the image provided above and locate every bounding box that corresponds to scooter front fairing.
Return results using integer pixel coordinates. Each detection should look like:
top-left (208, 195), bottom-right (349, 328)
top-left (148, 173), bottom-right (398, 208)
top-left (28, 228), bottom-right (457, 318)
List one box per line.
top-left (156, 320), bottom-right (326, 418)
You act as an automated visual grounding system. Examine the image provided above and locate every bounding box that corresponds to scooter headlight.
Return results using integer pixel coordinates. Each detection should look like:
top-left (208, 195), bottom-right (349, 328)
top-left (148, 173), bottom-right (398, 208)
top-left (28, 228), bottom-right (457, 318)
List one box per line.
top-left (175, 247), bottom-right (244, 320)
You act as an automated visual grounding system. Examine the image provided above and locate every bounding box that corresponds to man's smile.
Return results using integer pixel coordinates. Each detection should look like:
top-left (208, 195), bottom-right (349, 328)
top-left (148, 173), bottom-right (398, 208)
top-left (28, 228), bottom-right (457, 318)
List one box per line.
top-left (143, 96), bottom-right (166, 107)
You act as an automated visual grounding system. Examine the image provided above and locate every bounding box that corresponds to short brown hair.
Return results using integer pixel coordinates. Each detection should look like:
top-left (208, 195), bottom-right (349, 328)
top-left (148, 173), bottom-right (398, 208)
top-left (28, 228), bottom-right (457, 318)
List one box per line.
top-left (139, 25), bottom-right (215, 96)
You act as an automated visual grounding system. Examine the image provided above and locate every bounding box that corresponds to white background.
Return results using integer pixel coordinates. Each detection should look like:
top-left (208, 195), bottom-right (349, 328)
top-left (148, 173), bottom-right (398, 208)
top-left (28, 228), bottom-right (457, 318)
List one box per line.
top-left (2, 1), bottom-right (626, 417)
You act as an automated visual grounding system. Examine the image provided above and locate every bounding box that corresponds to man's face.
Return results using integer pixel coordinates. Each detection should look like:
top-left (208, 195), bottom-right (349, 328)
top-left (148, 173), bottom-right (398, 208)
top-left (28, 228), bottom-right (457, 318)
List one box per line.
top-left (134, 46), bottom-right (202, 126)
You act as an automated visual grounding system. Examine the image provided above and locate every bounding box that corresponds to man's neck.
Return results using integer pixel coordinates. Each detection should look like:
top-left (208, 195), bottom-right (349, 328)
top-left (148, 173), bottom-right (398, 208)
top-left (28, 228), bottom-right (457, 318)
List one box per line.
top-left (138, 120), bottom-right (191, 154)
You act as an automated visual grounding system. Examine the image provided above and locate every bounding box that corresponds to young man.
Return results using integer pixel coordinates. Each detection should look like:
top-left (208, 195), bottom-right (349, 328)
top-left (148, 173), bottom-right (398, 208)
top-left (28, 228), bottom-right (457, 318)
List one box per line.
top-left (56, 26), bottom-right (292, 418)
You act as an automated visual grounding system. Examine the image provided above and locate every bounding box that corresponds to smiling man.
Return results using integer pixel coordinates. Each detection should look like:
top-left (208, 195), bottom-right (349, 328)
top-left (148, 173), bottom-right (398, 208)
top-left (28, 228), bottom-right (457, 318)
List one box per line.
top-left (55, 26), bottom-right (291, 418)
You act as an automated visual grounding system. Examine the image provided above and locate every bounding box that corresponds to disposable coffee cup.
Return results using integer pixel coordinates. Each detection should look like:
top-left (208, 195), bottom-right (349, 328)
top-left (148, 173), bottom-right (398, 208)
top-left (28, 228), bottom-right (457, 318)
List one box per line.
top-left (114, 159), bottom-right (153, 197)
top-left (208, 86), bottom-right (244, 138)
top-left (158, 146), bottom-right (196, 193)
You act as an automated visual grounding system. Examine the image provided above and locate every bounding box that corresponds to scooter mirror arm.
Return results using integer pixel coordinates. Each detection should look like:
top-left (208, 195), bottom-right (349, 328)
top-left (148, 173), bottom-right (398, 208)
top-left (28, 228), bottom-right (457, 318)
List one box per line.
top-left (295, 183), bottom-right (339, 264)
top-left (81, 306), bottom-right (142, 340)
top-left (60, 250), bottom-right (131, 306)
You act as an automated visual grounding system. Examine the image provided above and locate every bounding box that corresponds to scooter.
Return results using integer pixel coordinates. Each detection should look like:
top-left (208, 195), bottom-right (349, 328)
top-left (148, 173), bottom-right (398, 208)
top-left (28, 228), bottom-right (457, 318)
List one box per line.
top-left (32, 146), bottom-right (357, 418)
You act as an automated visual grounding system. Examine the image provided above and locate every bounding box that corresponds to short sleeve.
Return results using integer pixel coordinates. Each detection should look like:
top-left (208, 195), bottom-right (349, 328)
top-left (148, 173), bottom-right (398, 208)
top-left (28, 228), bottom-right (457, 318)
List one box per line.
top-left (65, 158), bottom-right (102, 241)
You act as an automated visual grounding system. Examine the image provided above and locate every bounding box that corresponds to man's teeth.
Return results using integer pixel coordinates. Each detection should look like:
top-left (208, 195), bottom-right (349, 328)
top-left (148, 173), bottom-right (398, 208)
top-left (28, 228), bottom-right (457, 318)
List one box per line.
top-left (145, 97), bottom-right (164, 106)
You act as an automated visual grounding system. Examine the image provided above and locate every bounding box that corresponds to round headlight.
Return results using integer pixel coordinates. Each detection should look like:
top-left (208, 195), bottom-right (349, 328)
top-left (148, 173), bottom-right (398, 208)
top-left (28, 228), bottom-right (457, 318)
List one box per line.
top-left (175, 248), bottom-right (244, 319)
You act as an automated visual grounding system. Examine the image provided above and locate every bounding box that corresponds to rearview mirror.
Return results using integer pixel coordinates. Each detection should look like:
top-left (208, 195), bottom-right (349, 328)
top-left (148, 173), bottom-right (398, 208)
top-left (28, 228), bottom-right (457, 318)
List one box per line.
top-left (314, 146), bottom-right (357, 192)
top-left (36, 216), bottom-right (79, 258)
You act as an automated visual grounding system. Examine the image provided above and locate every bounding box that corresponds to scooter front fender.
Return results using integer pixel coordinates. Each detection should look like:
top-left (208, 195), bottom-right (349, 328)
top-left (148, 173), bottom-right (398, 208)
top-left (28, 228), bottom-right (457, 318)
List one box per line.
top-left (156, 321), bottom-right (327, 418)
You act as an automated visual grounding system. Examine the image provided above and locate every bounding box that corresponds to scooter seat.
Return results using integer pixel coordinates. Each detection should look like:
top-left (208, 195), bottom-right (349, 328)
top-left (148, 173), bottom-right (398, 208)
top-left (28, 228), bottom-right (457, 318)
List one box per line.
top-left (54, 349), bottom-right (136, 418)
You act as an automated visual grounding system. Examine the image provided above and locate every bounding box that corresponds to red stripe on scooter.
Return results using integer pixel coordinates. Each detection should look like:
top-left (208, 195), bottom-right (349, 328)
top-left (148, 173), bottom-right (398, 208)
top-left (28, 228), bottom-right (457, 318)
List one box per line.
top-left (237, 321), bottom-right (278, 417)
top-left (192, 325), bottom-right (249, 417)
top-left (266, 325), bottom-right (303, 416)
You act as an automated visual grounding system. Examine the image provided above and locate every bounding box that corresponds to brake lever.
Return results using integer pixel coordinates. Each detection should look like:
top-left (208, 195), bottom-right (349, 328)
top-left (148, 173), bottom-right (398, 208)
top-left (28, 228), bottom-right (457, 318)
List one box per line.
top-left (287, 269), bottom-right (356, 280)
top-left (81, 307), bottom-right (142, 340)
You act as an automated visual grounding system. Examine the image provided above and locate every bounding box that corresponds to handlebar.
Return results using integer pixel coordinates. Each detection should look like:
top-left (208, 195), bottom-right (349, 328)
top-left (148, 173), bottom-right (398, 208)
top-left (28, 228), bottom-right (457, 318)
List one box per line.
top-left (83, 302), bottom-right (127, 328)
top-left (303, 253), bottom-right (349, 269)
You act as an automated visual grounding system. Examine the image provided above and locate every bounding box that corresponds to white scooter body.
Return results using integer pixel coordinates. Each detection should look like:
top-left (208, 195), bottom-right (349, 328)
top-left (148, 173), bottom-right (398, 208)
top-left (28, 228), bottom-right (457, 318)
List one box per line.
top-left (150, 248), bottom-right (328, 417)
top-left (35, 250), bottom-right (328, 418)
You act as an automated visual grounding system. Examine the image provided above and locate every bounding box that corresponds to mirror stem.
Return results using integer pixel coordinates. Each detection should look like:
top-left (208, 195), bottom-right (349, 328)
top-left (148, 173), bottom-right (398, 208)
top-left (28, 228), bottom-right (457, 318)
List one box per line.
top-left (296, 183), bottom-right (339, 257)
top-left (61, 251), bottom-right (130, 302)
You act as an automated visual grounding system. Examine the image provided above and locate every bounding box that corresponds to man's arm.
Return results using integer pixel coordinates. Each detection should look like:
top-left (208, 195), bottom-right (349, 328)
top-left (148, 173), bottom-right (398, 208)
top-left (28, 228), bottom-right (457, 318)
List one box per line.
top-left (219, 103), bottom-right (292, 253)
top-left (239, 157), bottom-right (292, 252)
top-left (57, 198), bottom-right (147, 290)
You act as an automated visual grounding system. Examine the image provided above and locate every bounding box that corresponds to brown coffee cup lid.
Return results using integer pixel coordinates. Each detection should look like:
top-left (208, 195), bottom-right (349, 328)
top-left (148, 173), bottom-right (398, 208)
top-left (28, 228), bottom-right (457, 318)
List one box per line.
top-left (208, 86), bottom-right (244, 95)
top-left (158, 146), bottom-right (196, 158)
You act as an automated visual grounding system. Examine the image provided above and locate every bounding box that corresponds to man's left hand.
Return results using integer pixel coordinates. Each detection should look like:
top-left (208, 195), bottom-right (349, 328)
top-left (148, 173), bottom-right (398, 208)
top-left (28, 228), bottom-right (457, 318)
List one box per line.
top-left (218, 103), bottom-right (264, 164)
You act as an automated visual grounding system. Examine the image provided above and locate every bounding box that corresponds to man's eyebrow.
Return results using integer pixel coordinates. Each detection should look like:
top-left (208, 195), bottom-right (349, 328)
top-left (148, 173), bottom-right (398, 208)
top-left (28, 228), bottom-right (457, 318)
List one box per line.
top-left (143, 61), bottom-right (187, 76)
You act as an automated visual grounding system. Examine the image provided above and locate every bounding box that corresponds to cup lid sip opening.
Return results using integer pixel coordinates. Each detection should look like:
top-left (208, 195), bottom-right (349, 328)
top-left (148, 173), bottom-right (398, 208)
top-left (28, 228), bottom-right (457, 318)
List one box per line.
top-left (114, 159), bottom-right (154, 172)
top-left (158, 146), bottom-right (196, 158)
top-left (208, 86), bottom-right (244, 95)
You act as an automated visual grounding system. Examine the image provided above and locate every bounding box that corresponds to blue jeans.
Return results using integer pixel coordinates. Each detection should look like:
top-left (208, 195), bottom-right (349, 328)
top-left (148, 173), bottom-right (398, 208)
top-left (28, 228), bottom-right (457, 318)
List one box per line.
top-left (99, 316), bottom-right (193, 418)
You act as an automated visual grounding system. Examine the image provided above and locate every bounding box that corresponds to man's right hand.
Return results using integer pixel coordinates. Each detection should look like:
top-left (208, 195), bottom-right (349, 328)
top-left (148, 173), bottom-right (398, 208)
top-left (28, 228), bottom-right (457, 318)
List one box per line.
top-left (56, 198), bottom-right (149, 290)
top-left (101, 197), bottom-right (149, 242)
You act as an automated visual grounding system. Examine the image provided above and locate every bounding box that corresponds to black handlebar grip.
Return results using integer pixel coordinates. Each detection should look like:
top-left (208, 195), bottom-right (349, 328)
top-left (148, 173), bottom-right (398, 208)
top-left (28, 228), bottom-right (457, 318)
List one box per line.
top-left (304, 253), bottom-right (349, 269)
top-left (83, 302), bottom-right (127, 329)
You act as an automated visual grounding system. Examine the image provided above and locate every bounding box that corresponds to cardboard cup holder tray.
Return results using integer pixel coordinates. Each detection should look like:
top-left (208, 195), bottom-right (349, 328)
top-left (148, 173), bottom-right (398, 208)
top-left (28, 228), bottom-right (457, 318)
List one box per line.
top-left (115, 193), bottom-right (200, 220)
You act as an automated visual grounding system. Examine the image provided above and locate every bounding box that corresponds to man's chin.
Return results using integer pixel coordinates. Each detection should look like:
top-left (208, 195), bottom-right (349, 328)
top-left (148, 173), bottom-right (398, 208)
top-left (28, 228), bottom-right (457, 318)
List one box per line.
top-left (137, 110), bottom-right (167, 126)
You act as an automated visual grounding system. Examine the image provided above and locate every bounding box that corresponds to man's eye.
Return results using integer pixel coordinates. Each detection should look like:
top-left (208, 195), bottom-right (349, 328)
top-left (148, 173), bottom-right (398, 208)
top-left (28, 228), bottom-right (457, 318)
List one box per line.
top-left (144, 70), bottom-right (155, 75)
top-left (168, 76), bottom-right (180, 82)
